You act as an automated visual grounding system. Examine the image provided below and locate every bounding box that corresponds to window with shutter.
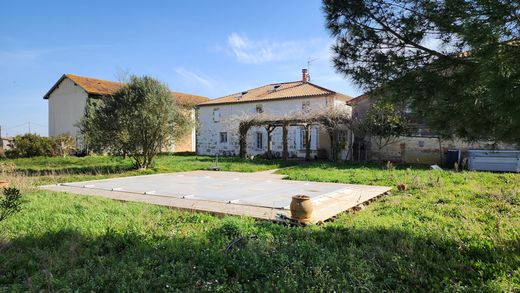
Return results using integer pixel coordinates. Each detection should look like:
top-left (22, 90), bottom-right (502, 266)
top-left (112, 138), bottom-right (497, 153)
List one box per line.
top-left (256, 132), bottom-right (263, 149)
top-left (310, 127), bottom-right (318, 150)
top-left (213, 108), bottom-right (220, 122)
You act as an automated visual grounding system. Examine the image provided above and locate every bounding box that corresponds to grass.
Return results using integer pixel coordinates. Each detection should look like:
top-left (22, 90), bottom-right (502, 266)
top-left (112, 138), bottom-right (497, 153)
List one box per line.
top-left (7, 153), bottom-right (296, 174)
top-left (0, 155), bottom-right (518, 291)
top-left (2, 154), bottom-right (297, 187)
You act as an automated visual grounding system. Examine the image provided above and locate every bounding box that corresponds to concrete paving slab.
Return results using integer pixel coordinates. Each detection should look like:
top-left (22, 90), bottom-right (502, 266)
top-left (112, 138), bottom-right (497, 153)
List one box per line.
top-left (41, 170), bottom-right (391, 223)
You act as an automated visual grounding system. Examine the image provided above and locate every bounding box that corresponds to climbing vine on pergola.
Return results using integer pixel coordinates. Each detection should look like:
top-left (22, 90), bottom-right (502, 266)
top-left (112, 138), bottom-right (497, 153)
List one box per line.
top-left (237, 108), bottom-right (353, 161)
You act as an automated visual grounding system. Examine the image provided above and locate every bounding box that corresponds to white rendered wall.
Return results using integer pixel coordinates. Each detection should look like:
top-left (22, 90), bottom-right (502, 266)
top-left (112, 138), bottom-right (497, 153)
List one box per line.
top-left (48, 78), bottom-right (88, 145)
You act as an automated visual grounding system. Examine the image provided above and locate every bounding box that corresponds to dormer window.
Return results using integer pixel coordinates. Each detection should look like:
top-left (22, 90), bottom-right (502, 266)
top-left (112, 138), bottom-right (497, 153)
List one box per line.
top-left (236, 91), bottom-right (248, 101)
top-left (268, 84), bottom-right (281, 93)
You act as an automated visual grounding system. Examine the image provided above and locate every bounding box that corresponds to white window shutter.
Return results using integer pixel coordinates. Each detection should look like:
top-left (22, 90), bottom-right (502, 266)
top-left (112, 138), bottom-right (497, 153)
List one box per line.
top-left (295, 127), bottom-right (302, 150)
top-left (311, 127), bottom-right (318, 150)
top-left (213, 110), bottom-right (220, 122)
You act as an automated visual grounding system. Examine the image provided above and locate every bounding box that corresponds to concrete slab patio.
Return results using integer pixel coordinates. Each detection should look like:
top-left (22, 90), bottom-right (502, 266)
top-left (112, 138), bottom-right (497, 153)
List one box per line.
top-left (41, 170), bottom-right (391, 223)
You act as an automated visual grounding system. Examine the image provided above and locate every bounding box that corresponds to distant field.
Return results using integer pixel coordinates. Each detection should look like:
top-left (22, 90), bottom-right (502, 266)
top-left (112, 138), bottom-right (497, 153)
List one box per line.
top-left (0, 155), bottom-right (518, 291)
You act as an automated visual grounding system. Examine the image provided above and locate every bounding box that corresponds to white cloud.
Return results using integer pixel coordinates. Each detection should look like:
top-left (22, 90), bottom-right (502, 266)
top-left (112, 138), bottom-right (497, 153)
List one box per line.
top-left (225, 33), bottom-right (327, 64)
top-left (174, 67), bottom-right (214, 88)
top-left (228, 33), bottom-right (248, 49)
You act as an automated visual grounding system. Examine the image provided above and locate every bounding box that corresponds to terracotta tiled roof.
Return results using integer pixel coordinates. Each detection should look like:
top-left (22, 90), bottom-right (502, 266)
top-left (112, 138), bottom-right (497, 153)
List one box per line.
top-left (170, 91), bottom-right (209, 107)
top-left (44, 74), bottom-right (208, 107)
top-left (199, 81), bottom-right (352, 106)
top-left (66, 74), bottom-right (123, 96)
top-left (346, 94), bottom-right (370, 105)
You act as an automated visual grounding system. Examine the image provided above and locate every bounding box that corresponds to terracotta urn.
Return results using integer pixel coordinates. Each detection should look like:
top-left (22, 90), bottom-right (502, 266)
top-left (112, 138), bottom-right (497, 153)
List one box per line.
top-left (397, 183), bottom-right (407, 191)
top-left (290, 195), bottom-right (313, 224)
top-left (0, 180), bottom-right (8, 189)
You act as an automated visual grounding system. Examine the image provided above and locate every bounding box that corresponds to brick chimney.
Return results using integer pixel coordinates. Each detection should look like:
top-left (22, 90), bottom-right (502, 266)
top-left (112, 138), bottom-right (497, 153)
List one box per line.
top-left (302, 68), bottom-right (308, 82)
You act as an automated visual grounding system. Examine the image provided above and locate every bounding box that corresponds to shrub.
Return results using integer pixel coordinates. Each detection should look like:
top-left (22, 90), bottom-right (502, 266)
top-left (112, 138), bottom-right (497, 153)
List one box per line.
top-left (6, 134), bottom-right (54, 158)
top-left (0, 187), bottom-right (22, 222)
top-left (52, 134), bottom-right (77, 157)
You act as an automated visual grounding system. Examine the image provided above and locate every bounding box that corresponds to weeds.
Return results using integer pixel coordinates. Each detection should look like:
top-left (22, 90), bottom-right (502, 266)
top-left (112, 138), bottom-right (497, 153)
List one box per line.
top-left (0, 162), bottom-right (34, 192)
top-left (0, 187), bottom-right (22, 222)
top-left (0, 156), bottom-right (518, 291)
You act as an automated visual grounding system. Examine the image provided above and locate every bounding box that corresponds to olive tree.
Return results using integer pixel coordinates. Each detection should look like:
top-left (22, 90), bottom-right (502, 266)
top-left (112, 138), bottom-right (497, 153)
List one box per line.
top-left (52, 134), bottom-right (77, 157)
top-left (312, 107), bottom-right (353, 161)
top-left (357, 102), bottom-right (409, 160)
top-left (80, 75), bottom-right (192, 169)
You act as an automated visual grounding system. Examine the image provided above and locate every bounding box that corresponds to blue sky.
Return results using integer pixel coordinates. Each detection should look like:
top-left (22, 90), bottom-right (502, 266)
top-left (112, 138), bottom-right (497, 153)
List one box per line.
top-left (0, 0), bottom-right (360, 136)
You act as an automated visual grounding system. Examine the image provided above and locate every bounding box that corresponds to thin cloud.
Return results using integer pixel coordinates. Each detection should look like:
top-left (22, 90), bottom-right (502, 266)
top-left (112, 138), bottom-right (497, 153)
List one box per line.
top-left (225, 33), bottom-right (327, 64)
top-left (174, 67), bottom-right (214, 88)
top-left (0, 49), bottom-right (47, 62)
top-left (0, 44), bottom-right (116, 65)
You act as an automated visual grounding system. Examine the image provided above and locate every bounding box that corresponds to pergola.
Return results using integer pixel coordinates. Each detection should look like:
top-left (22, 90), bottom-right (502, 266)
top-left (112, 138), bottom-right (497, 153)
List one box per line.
top-left (237, 109), bottom-right (353, 161)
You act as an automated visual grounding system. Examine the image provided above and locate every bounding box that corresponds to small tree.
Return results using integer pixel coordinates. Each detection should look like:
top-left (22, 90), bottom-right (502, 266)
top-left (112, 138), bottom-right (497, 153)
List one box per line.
top-left (79, 75), bottom-right (192, 169)
top-left (0, 187), bottom-right (22, 223)
top-left (52, 134), bottom-right (77, 157)
top-left (312, 107), bottom-right (353, 161)
top-left (358, 102), bottom-right (409, 159)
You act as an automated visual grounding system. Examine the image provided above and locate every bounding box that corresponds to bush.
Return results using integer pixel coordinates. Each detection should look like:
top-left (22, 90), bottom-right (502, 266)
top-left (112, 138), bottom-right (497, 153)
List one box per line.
top-left (52, 134), bottom-right (77, 157)
top-left (6, 134), bottom-right (54, 158)
top-left (0, 187), bottom-right (22, 222)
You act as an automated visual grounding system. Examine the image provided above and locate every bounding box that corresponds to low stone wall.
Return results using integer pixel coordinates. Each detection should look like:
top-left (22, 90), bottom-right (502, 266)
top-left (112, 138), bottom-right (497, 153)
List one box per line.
top-left (367, 136), bottom-right (516, 165)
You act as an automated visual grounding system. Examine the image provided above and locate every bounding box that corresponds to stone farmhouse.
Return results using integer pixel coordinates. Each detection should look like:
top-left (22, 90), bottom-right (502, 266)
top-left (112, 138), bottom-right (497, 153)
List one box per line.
top-left (42, 72), bottom-right (515, 165)
top-left (43, 74), bottom-right (208, 152)
top-left (196, 69), bottom-right (353, 160)
top-left (347, 94), bottom-right (516, 164)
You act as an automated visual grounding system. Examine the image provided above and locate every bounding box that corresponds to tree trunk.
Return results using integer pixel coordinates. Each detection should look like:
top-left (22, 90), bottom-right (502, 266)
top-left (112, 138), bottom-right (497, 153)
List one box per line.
top-left (239, 123), bottom-right (250, 159)
top-left (305, 124), bottom-right (311, 161)
top-left (239, 135), bottom-right (247, 159)
top-left (266, 125), bottom-right (273, 159)
top-left (329, 132), bottom-right (336, 162)
top-left (282, 124), bottom-right (288, 160)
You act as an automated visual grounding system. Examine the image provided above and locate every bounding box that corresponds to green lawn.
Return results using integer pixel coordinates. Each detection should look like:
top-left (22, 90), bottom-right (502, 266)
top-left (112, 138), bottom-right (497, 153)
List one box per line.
top-left (0, 155), bottom-right (518, 291)
top-left (7, 153), bottom-right (296, 174)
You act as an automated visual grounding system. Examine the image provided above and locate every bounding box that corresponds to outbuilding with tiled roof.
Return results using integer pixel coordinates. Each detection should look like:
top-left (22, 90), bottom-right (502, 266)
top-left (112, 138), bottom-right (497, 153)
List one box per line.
top-left (44, 74), bottom-right (208, 152)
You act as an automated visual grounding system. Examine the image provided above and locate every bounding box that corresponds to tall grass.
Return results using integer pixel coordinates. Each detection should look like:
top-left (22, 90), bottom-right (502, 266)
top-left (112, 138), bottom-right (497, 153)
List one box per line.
top-left (0, 156), bottom-right (518, 291)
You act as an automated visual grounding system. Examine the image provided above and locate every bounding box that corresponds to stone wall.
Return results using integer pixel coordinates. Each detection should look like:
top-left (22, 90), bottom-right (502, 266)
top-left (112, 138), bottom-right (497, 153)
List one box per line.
top-left (367, 136), bottom-right (517, 165)
top-left (196, 95), bottom-right (351, 158)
